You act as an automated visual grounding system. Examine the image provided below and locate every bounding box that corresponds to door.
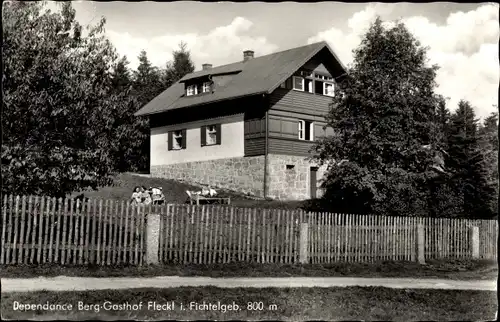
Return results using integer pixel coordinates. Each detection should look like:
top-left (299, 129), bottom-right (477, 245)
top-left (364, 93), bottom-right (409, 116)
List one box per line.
top-left (310, 167), bottom-right (318, 199)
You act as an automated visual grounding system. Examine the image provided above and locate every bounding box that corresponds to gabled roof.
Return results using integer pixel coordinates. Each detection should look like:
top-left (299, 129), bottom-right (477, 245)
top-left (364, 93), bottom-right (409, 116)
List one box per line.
top-left (135, 41), bottom-right (346, 117)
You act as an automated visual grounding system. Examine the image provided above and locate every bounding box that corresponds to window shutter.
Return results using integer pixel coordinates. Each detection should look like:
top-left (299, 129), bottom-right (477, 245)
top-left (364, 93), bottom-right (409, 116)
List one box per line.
top-left (181, 129), bottom-right (187, 149)
top-left (309, 122), bottom-right (315, 141)
top-left (298, 121), bottom-right (304, 140)
top-left (201, 126), bottom-right (206, 146)
top-left (216, 124), bottom-right (222, 145)
top-left (168, 131), bottom-right (173, 150)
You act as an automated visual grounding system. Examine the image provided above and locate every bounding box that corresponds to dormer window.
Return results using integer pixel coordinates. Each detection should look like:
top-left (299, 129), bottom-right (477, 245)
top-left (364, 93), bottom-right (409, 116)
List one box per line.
top-left (292, 76), bottom-right (304, 91)
top-left (186, 85), bottom-right (196, 96)
top-left (323, 82), bottom-right (335, 97)
top-left (187, 82), bottom-right (211, 96)
top-left (202, 82), bottom-right (211, 93)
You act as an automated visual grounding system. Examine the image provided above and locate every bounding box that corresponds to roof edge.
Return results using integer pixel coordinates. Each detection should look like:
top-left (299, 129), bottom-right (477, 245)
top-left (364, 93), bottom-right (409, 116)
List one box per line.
top-left (135, 91), bottom-right (268, 117)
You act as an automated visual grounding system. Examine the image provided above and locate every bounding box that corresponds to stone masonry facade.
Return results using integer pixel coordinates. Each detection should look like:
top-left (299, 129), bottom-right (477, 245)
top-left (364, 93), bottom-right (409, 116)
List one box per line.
top-left (151, 156), bottom-right (266, 197)
top-left (266, 154), bottom-right (327, 200)
top-left (151, 154), bottom-right (327, 201)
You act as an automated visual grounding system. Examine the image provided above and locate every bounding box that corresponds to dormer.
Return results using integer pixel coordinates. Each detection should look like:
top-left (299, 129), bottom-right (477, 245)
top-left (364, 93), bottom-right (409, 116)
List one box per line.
top-left (185, 80), bottom-right (212, 96)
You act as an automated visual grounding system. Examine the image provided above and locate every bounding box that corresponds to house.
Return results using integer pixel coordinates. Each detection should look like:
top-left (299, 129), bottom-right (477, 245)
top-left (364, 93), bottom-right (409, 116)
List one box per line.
top-left (135, 41), bottom-right (347, 200)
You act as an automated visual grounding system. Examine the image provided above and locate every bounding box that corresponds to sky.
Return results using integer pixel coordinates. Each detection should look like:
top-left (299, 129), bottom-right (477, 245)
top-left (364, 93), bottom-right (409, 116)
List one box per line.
top-left (46, 1), bottom-right (498, 120)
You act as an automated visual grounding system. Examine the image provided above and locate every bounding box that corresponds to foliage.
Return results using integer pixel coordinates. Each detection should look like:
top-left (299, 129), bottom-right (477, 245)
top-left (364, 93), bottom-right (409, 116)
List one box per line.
top-left (2, 1), bottom-right (118, 198)
top-left (313, 17), bottom-right (442, 216)
top-left (162, 41), bottom-right (196, 88)
top-left (445, 101), bottom-right (496, 218)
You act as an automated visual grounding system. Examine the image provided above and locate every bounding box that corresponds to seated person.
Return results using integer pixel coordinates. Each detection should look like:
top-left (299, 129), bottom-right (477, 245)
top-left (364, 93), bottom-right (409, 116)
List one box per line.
top-left (131, 186), bottom-right (142, 204)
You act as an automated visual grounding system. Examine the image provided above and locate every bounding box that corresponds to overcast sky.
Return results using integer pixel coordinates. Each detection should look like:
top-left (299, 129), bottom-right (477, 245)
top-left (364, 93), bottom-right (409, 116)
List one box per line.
top-left (46, 1), bottom-right (498, 119)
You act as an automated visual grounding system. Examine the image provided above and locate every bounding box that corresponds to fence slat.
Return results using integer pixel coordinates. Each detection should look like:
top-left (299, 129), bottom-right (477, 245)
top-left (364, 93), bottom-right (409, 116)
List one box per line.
top-left (1, 195), bottom-right (8, 264)
top-left (24, 196), bottom-right (33, 265)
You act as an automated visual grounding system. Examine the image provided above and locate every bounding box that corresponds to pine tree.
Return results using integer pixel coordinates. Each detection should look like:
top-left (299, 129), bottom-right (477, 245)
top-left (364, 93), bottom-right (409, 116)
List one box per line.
top-left (163, 42), bottom-right (196, 88)
top-left (447, 101), bottom-right (495, 218)
top-left (313, 17), bottom-right (441, 216)
top-left (478, 111), bottom-right (499, 216)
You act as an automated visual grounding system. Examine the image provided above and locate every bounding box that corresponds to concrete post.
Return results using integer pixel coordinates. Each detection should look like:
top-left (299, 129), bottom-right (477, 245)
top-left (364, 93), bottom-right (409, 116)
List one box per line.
top-left (146, 213), bottom-right (161, 265)
top-left (299, 223), bottom-right (309, 264)
top-left (416, 224), bottom-right (425, 264)
top-left (470, 226), bottom-right (480, 259)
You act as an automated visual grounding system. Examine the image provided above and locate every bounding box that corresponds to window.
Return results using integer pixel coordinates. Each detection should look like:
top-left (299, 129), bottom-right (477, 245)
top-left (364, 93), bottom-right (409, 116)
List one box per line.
top-left (298, 120), bottom-right (314, 141)
top-left (201, 124), bottom-right (221, 146)
top-left (186, 85), bottom-right (195, 96)
top-left (168, 129), bottom-right (186, 150)
top-left (202, 82), bottom-right (211, 93)
top-left (292, 76), bottom-right (304, 91)
top-left (323, 82), bottom-right (335, 97)
top-left (300, 70), bottom-right (313, 77)
top-left (306, 79), bottom-right (313, 93)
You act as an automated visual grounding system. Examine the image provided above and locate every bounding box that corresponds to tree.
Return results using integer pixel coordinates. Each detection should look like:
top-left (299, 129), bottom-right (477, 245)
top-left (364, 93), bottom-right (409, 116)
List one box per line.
top-left (163, 42), bottom-right (195, 88)
top-left (312, 17), bottom-right (442, 216)
top-left (446, 101), bottom-right (495, 218)
top-left (478, 111), bottom-right (499, 216)
top-left (2, 1), bottom-right (120, 198)
top-left (108, 56), bottom-right (147, 172)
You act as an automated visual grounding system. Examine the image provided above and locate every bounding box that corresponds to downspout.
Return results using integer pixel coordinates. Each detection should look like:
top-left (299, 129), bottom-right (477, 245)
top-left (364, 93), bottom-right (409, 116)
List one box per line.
top-left (263, 94), bottom-right (269, 199)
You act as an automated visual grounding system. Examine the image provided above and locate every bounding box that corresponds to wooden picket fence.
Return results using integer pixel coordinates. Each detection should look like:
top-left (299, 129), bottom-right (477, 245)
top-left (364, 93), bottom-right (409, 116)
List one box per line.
top-left (1, 195), bottom-right (498, 266)
top-left (1, 195), bottom-right (146, 265)
top-left (158, 204), bottom-right (498, 265)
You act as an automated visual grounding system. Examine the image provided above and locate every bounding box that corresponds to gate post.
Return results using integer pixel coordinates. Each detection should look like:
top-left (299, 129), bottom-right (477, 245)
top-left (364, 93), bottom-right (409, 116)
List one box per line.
top-left (416, 224), bottom-right (425, 264)
top-left (470, 226), bottom-right (480, 259)
top-left (146, 213), bottom-right (161, 265)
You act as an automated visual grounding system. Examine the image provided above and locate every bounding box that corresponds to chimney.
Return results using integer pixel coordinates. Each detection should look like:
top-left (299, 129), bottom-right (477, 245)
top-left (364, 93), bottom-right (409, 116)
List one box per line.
top-left (202, 63), bottom-right (212, 71)
top-left (243, 50), bottom-right (254, 62)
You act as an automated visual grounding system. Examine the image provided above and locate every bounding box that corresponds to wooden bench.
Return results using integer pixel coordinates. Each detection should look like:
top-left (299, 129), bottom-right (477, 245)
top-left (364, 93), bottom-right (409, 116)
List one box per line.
top-left (186, 191), bottom-right (231, 205)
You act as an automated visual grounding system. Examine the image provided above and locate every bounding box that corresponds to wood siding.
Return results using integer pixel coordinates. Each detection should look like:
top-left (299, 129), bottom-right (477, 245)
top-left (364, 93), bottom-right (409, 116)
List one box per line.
top-left (269, 88), bottom-right (333, 116)
top-left (244, 137), bottom-right (266, 156)
top-left (268, 137), bottom-right (315, 156)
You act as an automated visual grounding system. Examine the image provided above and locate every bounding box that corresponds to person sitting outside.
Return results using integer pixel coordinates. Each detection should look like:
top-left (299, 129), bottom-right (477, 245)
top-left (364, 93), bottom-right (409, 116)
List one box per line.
top-left (141, 186), bottom-right (152, 205)
top-left (130, 186), bottom-right (142, 204)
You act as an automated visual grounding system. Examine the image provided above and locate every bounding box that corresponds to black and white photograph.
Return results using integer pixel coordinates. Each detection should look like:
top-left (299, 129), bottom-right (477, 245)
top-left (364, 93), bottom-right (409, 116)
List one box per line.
top-left (1, 1), bottom-right (498, 320)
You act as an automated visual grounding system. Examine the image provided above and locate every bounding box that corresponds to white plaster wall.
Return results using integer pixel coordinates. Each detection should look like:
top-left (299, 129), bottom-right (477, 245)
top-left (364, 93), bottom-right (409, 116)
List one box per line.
top-left (150, 113), bottom-right (245, 166)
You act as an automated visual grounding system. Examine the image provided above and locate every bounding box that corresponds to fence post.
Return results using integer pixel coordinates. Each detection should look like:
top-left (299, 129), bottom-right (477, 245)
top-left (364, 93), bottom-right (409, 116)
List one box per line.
top-left (146, 213), bottom-right (161, 265)
top-left (416, 224), bottom-right (425, 264)
top-left (470, 226), bottom-right (480, 259)
top-left (299, 222), bottom-right (309, 264)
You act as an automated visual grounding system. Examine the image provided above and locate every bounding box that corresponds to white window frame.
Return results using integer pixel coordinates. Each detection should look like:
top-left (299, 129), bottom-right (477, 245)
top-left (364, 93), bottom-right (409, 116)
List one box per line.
top-left (323, 82), bottom-right (335, 97)
top-left (307, 79), bottom-right (313, 93)
top-left (298, 120), bottom-right (314, 141)
top-left (202, 82), bottom-right (211, 93)
top-left (292, 76), bottom-right (304, 91)
top-left (172, 130), bottom-right (183, 150)
top-left (186, 85), bottom-right (195, 96)
top-left (206, 125), bottom-right (217, 145)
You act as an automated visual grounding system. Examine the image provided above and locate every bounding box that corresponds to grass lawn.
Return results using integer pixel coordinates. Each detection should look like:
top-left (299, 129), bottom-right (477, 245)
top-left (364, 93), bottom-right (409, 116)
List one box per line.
top-left (1, 259), bottom-right (497, 280)
top-left (70, 172), bottom-right (306, 209)
top-left (1, 286), bottom-right (497, 321)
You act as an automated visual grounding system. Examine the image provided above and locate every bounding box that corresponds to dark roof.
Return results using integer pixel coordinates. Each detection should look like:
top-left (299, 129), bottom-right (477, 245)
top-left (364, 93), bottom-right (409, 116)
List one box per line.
top-left (135, 41), bottom-right (346, 116)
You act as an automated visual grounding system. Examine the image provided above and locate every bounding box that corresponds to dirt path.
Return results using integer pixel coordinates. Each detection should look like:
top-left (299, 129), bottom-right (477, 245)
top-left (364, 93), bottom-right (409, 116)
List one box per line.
top-left (1, 276), bottom-right (496, 293)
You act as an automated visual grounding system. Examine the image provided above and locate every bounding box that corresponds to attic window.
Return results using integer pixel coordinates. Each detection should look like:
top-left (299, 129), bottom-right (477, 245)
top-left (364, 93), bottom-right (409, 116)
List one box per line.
top-left (292, 76), bottom-right (304, 91)
top-left (323, 82), bottom-right (335, 97)
top-left (186, 85), bottom-right (196, 96)
top-left (202, 82), bottom-right (211, 93)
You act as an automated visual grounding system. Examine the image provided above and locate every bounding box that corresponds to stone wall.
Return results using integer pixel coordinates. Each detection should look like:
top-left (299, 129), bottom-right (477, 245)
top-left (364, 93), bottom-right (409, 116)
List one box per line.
top-left (151, 156), bottom-right (266, 197)
top-left (266, 154), bottom-right (327, 200)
